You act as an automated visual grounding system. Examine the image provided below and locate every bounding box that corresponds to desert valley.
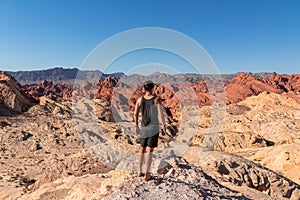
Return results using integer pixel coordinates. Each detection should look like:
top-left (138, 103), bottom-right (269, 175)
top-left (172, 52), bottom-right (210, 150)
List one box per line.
top-left (0, 68), bottom-right (300, 199)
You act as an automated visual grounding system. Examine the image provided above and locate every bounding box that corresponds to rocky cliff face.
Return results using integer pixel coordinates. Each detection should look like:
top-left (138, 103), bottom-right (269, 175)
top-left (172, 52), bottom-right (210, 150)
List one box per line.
top-left (0, 72), bottom-right (37, 114)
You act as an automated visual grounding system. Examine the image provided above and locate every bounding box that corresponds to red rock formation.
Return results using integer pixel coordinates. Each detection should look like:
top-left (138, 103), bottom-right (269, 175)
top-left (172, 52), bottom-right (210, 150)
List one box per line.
top-left (20, 73), bottom-right (300, 118)
top-left (22, 76), bottom-right (119, 102)
top-left (94, 76), bottom-right (118, 101)
top-left (224, 73), bottom-right (283, 104)
top-left (23, 80), bottom-right (73, 101)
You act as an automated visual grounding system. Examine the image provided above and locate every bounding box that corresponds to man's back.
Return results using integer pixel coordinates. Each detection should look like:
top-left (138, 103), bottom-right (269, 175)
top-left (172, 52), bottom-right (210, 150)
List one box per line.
top-left (140, 95), bottom-right (160, 138)
top-left (140, 95), bottom-right (156, 127)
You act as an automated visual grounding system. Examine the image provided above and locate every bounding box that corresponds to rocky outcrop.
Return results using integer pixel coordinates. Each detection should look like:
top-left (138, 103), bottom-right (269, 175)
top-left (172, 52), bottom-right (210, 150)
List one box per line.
top-left (23, 76), bottom-right (119, 102)
top-left (224, 73), bottom-right (300, 105)
top-left (39, 96), bottom-right (73, 118)
top-left (105, 158), bottom-right (252, 200)
top-left (224, 73), bottom-right (283, 104)
top-left (94, 98), bottom-right (113, 121)
top-left (23, 80), bottom-right (73, 101)
top-left (0, 72), bottom-right (37, 113)
top-left (94, 76), bottom-right (118, 101)
top-left (183, 147), bottom-right (300, 200)
top-left (192, 131), bottom-right (274, 152)
top-left (193, 92), bottom-right (300, 184)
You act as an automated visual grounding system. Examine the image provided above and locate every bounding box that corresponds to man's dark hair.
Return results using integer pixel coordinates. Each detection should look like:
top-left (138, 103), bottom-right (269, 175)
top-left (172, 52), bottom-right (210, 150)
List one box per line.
top-left (143, 80), bottom-right (154, 92)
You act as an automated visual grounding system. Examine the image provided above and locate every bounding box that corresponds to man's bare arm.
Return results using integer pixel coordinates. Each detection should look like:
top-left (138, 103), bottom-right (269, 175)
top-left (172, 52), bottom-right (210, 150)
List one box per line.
top-left (134, 97), bottom-right (142, 126)
top-left (155, 96), bottom-right (166, 133)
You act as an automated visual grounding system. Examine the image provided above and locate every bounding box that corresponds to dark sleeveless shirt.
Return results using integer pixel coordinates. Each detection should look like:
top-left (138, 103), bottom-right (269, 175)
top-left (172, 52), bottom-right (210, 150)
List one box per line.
top-left (140, 95), bottom-right (159, 127)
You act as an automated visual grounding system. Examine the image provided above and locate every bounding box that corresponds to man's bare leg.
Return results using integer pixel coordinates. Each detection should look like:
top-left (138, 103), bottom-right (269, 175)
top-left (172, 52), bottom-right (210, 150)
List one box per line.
top-left (144, 147), bottom-right (154, 180)
top-left (138, 147), bottom-right (146, 176)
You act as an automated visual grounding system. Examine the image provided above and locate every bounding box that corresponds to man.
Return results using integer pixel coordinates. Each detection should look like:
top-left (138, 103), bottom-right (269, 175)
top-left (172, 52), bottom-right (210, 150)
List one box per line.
top-left (134, 80), bottom-right (165, 181)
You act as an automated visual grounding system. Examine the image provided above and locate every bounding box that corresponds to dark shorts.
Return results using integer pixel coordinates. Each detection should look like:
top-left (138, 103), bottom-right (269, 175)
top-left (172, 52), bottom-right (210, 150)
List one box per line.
top-left (140, 133), bottom-right (159, 148)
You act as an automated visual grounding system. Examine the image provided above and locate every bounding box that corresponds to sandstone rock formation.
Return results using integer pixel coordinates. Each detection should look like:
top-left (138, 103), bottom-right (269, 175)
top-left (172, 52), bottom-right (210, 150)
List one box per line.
top-left (23, 80), bottom-right (73, 101)
top-left (183, 147), bottom-right (300, 200)
top-left (224, 73), bottom-right (283, 104)
top-left (193, 92), bottom-right (300, 185)
top-left (0, 72), bottom-right (37, 114)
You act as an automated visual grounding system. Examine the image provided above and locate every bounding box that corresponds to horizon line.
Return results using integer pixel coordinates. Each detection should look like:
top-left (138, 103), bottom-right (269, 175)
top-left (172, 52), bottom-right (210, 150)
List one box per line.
top-left (1, 66), bottom-right (295, 76)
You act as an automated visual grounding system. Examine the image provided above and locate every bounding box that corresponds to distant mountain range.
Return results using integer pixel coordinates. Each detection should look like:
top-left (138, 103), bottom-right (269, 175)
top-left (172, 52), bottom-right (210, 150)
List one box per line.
top-left (4, 67), bottom-right (125, 84)
top-left (3, 67), bottom-right (276, 85)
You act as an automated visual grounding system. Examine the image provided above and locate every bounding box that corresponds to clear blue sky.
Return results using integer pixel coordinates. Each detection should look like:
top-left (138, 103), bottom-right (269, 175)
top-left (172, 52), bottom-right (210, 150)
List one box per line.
top-left (0, 0), bottom-right (299, 74)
